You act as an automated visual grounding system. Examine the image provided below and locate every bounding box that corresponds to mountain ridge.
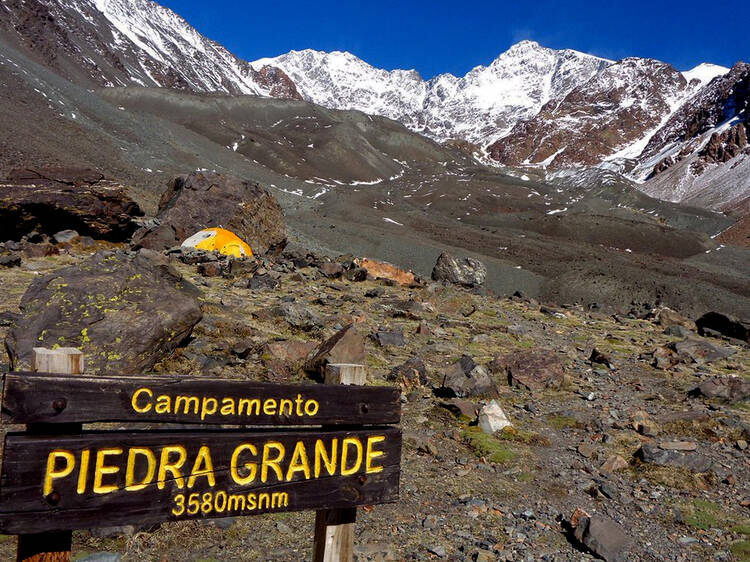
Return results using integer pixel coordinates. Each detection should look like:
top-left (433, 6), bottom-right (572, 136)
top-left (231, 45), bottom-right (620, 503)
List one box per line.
top-left (0, 0), bottom-right (746, 214)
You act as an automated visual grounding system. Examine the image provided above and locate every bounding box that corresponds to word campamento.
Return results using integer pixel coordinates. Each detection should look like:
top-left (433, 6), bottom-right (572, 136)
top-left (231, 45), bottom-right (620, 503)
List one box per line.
top-left (43, 434), bottom-right (387, 497)
top-left (130, 387), bottom-right (321, 420)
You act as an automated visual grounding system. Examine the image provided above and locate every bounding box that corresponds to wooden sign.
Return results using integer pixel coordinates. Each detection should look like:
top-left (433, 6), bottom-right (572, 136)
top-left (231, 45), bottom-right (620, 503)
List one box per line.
top-left (1, 372), bottom-right (400, 425)
top-left (0, 372), bottom-right (402, 538)
top-left (0, 428), bottom-right (401, 534)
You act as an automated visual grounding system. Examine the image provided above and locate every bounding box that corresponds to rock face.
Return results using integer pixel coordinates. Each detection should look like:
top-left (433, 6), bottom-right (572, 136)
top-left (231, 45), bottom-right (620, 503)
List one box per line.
top-left (488, 58), bottom-right (691, 167)
top-left (635, 62), bottom-right (750, 210)
top-left (0, 0), bottom-right (302, 97)
top-left (133, 171), bottom-right (286, 255)
top-left (0, 167), bottom-right (143, 241)
top-left (431, 252), bottom-right (486, 287)
top-left (6, 249), bottom-right (202, 373)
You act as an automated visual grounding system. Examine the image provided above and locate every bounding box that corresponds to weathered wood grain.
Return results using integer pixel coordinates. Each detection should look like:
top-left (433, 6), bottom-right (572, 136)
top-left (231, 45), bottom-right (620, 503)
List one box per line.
top-left (0, 428), bottom-right (401, 535)
top-left (314, 363), bottom-right (368, 562)
top-left (17, 347), bottom-right (85, 562)
top-left (1, 372), bottom-right (400, 426)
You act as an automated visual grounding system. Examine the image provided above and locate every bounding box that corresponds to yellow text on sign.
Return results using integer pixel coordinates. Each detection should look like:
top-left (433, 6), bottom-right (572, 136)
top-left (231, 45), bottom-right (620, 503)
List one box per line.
top-left (43, 435), bottom-right (387, 496)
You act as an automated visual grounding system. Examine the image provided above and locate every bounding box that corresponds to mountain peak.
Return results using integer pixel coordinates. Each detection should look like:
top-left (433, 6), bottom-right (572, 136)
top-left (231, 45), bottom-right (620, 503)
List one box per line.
top-left (682, 62), bottom-right (730, 86)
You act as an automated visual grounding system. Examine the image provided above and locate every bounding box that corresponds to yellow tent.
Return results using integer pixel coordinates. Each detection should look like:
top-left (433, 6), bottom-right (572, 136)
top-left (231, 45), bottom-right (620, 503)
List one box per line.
top-left (181, 227), bottom-right (253, 258)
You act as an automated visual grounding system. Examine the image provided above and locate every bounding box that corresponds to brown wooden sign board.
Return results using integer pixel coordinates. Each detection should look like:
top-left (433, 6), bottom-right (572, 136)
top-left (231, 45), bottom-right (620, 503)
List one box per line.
top-left (1, 372), bottom-right (400, 426)
top-left (0, 371), bottom-right (402, 541)
top-left (0, 427), bottom-right (401, 534)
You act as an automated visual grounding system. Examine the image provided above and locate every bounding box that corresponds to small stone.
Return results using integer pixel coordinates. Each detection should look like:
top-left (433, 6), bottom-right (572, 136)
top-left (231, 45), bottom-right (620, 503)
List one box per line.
top-left (89, 525), bottom-right (135, 538)
top-left (0, 254), bottom-right (21, 268)
top-left (428, 545), bottom-right (447, 557)
top-left (572, 513), bottom-right (629, 561)
top-left (441, 355), bottom-right (498, 398)
top-left (344, 267), bottom-right (367, 282)
top-left (197, 261), bottom-right (223, 277)
top-left (577, 442), bottom-right (597, 459)
top-left (364, 287), bottom-right (384, 298)
top-left (659, 441), bottom-right (698, 451)
top-left (275, 521), bottom-right (293, 534)
top-left (439, 398), bottom-right (478, 421)
top-left (248, 273), bottom-right (280, 290)
top-left (631, 411), bottom-right (658, 436)
top-left (737, 439), bottom-right (748, 451)
top-left (319, 261), bottom-right (344, 278)
top-left (599, 482), bottom-right (618, 499)
top-left (210, 517), bottom-right (237, 529)
top-left (690, 376), bottom-right (750, 402)
top-left (53, 229), bottom-right (80, 244)
top-left (304, 324), bottom-right (365, 378)
top-left (76, 554), bottom-right (122, 562)
top-left (678, 536), bottom-right (699, 545)
top-left (600, 455), bottom-right (629, 473)
top-left (372, 329), bottom-right (406, 347)
top-left (589, 348), bottom-right (612, 369)
top-left (664, 325), bottom-right (692, 337)
top-left (478, 400), bottom-right (512, 434)
top-left (387, 356), bottom-right (429, 387)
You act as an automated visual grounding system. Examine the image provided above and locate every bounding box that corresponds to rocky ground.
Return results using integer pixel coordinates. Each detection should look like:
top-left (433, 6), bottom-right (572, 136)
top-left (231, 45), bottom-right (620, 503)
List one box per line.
top-left (0, 233), bottom-right (749, 562)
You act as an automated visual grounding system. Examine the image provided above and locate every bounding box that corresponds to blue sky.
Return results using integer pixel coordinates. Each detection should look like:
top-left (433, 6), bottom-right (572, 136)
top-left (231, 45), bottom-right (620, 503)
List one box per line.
top-left (161, 0), bottom-right (749, 78)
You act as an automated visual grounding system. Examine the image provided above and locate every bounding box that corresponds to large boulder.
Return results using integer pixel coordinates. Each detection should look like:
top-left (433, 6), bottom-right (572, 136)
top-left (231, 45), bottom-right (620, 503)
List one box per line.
top-left (489, 349), bottom-right (565, 390)
top-left (133, 171), bottom-right (286, 255)
top-left (441, 355), bottom-right (497, 398)
top-left (689, 376), bottom-right (750, 402)
top-left (634, 444), bottom-right (713, 472)
top-left (357, 258), bottom-right (420, 287)
top-left (0, 167), bottom-right (143, 241)
top-left (6, 250), bottom-right (202, 374)
top-left (431, 252), bottom-right (486, 287)
top-left (304, 324), bottom-right (365, 379)
top-left (695, 311), bottom-right (750, 343)
top-left (572, 512), bottom-right (629, 562)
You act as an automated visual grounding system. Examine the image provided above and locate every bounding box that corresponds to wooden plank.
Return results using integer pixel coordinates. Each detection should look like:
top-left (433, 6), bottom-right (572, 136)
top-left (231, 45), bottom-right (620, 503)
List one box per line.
top-left (0, 427), bottom-right (401, 535)
top-left (313, 508), bottom-right (356, 562)
top-left (314, 363), bottom-right (368, 562)
top-left (17, 348), bottom-right (84, 562)
top-left (324, 364), bottom-right (367, 385)
top-left (1, 372), bottom-right (400, 426)
top-left (31, 348), bottom-right (84, 377)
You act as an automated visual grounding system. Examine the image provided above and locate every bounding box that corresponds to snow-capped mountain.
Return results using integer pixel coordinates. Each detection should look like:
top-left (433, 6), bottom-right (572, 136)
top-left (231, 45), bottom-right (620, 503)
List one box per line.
top-left (632, 61), bottom-right (750, 210)
top-left (0, 0), bottom-right (301, 97)
top-left (253, 41), bottom-right (610, 145)
top-left (0, 0), bottom-right (746, 211)
top-left (487, 58), bottom-right (703, 167)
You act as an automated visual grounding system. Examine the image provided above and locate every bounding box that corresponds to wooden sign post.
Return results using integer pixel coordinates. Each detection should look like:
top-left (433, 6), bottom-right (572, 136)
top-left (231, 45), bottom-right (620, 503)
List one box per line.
top-left (313, 363), bottom-right (368, 562)
top-left (17, 347), bottom-right (84, 562)
top-left (0, 365), bottom-right (402, 559)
